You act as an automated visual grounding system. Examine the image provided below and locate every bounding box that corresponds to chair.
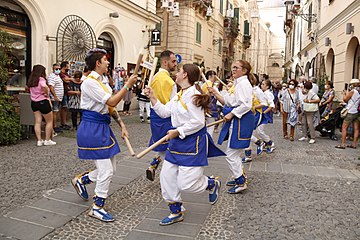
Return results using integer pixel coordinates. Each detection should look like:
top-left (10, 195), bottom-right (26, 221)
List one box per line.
top-left (18, 93), bottom-right (34, 138)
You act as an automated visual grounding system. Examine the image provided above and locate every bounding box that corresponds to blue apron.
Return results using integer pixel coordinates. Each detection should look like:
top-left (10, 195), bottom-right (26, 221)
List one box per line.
top-left (218, 106), bottom-right (254, 149)
top-left (165, 127), bottom-right (225, 167)
top-left (209, 96), bottom-right (219, 118)
top-left (77, 110), bottom-right (120, 160)
top-left (148, 109), bottom-right (172, 152)
top-left (259, 106), bottom-right (273, 125)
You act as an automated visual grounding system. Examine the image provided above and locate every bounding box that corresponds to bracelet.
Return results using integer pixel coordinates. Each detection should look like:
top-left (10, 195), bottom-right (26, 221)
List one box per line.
top-left (124, 85), bottom-right (130, 91)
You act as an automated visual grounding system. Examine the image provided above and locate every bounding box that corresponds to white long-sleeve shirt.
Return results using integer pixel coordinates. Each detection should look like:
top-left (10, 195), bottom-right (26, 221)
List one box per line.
top-left (264, 89), bottom-right (275, 108)
top-left (152, 85), bottom-right (205, 139)
top-left (253, 86), bottom-right (267, 107)
top-left (222, 75), bottom-right (253, 118)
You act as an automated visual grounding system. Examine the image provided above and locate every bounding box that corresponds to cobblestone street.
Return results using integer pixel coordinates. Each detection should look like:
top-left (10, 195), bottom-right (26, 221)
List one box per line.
top-left (0, 113), bottom-right (359, 239)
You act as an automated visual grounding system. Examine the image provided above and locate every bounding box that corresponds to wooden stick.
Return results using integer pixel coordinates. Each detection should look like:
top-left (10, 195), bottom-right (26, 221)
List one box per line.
top-left (148, 57), bottom-right (158, 87)
top-left (136, 119), bottom-right (225, 159)
top-left (111, 111), bottom-right (135, 156)
top-left (198, 66), bottom-right (210, 87)
top-left (136, 135), bottom-right (167, 159)
top-left (215, 76), bottom-right (228, 89)
top-left (133, 53), bottom-right (144, 77)
top-left (206, 119), bottom-right (225, 128)
top-left (124, 136), bottom-right (135, 156)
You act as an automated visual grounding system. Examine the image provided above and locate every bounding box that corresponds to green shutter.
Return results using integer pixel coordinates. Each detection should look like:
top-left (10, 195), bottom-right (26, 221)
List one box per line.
top-left (244, 20), bottom-right (249, 36)
top-left (220, 0), bottom-right (223, 15)
top-left (234, 8), bottom-right (239, 21)
top-left (196, 22), bottom-right (202, 43)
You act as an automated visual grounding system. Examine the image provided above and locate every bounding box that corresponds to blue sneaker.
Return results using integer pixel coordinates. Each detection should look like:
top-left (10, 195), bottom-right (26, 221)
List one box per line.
top-left (160, 202), bottom-right (184, 226)
top-left (207, 177), bottom-right (221, 205)
top-left (256, 142), bottom-right (264, 155)
top-left (71, 172), bottom-right (92, 200)
top-left (265, 141), bottom-right (276, 154)
top-left (89, 206), bottom-right (115, 222)
top-left (226, 180), bottom-right (236, 186)
top-left (146, 156), bottom-right (162, 181)
top-left (88, 196), bottom-right (114, 222)
top-left (227, 174), bottom-right (248, 194)
top-left (242, 149), bottom-right (252, 163)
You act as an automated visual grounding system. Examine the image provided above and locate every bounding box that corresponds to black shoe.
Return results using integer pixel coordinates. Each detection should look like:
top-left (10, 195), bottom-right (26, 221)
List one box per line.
top-left (54, 127), bottom-right (63, 133)
top-left (61, 124), bottom-right (71, 130)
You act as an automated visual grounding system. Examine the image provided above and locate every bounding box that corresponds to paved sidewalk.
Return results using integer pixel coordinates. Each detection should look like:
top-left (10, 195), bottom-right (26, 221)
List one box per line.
top-left (0, 115), bottom-right (359, 239)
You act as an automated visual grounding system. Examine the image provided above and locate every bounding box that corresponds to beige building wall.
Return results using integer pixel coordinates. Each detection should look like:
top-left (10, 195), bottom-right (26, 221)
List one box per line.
top-left (14, 0), bottom-right (160, 77)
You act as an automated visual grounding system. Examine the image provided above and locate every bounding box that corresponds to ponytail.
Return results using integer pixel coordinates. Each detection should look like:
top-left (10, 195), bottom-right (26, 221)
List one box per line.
top-left (193, 82), bottom-right (211, 112)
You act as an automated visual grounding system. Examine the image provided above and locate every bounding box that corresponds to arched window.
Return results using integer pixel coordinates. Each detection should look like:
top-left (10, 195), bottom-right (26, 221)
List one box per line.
top-left (272, 62), bottom-right (280, 67)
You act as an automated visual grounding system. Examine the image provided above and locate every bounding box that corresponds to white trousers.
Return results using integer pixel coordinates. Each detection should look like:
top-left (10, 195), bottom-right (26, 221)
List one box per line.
top-left (139, 101), bottom-right (150, 118)
top-left (160, 160), bottom-right (208, 203)
top-left (88, 156), bottom-right (116, 199)
top-left (206, 117), bottom-right (216, 137)
top-left (256, 124), bottom-right (270, 142)
top-left (225, 120), bottom-right (244, 178)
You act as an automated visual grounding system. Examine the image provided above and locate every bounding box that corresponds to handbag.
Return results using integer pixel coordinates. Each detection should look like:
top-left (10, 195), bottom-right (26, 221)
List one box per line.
top-left (303, 93), bottom-right (319, 112)
top-left (340, 108), bottom-right (348, 118)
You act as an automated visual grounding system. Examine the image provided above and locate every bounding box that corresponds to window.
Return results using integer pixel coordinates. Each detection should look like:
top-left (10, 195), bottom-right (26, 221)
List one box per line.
top-left (244, 20), bottom-right (250, 36)
top-left (196, 22), bottom-right (202, 44)
top-left (218, 38), bottom-right (222, 54)
top-left (307, 4), bottom-right (312, 32)
top-left (220, 0), bottom-right (223, 15)
top-left (234, 8), bottom-right (239, 21)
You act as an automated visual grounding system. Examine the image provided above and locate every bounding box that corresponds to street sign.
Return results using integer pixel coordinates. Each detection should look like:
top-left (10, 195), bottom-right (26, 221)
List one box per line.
top-left (175, 54), bottom-right (182, 64)
top-left (151, 29), bottom-right (161, 46)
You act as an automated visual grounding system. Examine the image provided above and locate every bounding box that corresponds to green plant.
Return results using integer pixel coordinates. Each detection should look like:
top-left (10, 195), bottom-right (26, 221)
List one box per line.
top-left (0, 30), bottom-right (21, 145)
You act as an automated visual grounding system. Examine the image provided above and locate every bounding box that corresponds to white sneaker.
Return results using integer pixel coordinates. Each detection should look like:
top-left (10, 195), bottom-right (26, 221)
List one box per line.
top-left (37, 140), bottom-right (43, 146)
top-left (44, 140), bottom-right (56, 146)
top-left (298, 137), bottom-right (308, 141)
top-left (309, 139), bottom-right (315, 144)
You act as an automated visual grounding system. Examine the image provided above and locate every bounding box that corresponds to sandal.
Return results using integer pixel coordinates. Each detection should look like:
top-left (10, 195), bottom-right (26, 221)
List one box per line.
top-left (335, 145), bottom-right (346, 149)
top-left (346, 145), bottom-right (357, 149)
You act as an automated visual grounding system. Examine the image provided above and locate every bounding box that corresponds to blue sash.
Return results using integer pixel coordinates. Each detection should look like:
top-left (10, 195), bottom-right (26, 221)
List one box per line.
top-left (77, 110), bottom-right (120, 160)
top-left (218, 106), bottom-right (254, 149)
top-left (148, 109), bottom-right (172, 152)
top-left (259, 106), bottom-right (273, 125)
top-left (209, 96), bottom-right (219, 118)
top-left (165, 127), bottom-right (225, 167)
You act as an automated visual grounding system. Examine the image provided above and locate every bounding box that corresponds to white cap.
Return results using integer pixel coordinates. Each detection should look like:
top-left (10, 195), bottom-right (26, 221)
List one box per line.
top-left (350, 79), bottom-right (360, 85)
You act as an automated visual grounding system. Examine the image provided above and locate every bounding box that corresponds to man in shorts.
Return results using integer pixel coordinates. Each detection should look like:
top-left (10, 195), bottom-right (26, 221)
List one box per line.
top-left (48, 63), bottom-right (64, 133)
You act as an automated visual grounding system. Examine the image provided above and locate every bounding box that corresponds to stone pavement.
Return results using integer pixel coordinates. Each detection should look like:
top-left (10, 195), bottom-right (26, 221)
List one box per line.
top-left (0, 114), bottom-right (359, 239)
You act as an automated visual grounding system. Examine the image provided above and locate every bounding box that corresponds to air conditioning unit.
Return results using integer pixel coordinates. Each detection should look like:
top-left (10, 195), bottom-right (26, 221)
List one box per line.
top-left (173, 2), bottom-right (179, 17)
top-left (226, 9), bottom-right (234, 18)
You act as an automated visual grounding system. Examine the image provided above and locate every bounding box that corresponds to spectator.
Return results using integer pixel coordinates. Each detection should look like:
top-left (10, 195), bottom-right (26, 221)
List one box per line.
top-left (299, 81), bottom-right (320, 144)
top-left (122, 75), bottom-right (133, 115)
top-left (27, 65), bottom-right (56, 146)
top-left (280, 79), bottom-right (300, 141)
top-left (335, 79), bottom-right (360, 149)
top-left (59, 61), bottom-right (74, 130)
top-left (137, 78), bottom-right (150, 123)
top-left (48, 63), bottom-right (64, 133)
top-left (319, 81), bottom-right (335, 118)
top-left (80, 66), bottom-right (90, 82)
top-left (68, 71), bottom-right (82, 130)
top-left (310, 77), bottom-right (319, 95)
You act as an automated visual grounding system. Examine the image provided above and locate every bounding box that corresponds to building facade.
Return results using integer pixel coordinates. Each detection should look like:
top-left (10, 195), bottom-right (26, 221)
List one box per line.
top-left (1, 0), bottom-right (161, 86)
top-left (284, 0), bottom-right (360, 96)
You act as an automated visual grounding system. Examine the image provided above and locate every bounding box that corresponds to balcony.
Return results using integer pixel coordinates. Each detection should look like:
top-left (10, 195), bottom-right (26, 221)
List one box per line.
top-left (224, 17), bottom-right (239, 39)
top-left (193, 0), bottom-right (212, 17)
top-left (243, 35), bottom-right (251, 49)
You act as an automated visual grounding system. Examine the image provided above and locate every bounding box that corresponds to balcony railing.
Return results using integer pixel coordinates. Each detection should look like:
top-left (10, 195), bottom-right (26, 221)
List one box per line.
top-left (224, 17), bottom-right (239, 39)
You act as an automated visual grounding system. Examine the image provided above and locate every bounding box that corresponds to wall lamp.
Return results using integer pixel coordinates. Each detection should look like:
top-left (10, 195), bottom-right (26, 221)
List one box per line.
top-left (109, 12), bottom-right (119, 18)
top-left (346, 23), bottom-right (354, 35)
top-left (325, 37), bottom-right (331, 46)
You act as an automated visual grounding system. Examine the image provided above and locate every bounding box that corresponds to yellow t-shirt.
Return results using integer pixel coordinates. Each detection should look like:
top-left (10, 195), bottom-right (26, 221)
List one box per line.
top-left (151, 70), bottom-right (175, 105)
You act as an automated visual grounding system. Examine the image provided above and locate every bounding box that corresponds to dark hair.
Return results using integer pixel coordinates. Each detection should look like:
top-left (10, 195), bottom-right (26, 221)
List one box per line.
top-left (304, 81), bottom-right (312, 90)
top-left (205, 70), bottom-right (216, 80)
top-left (160, 50), bottom-right (174, 61)
top-left (288, 79), bottom-right (298, 87)
top-left (60, 61), bottom-right (69, 69)
top-left (83, 65), bottom-right (89, 73)
top-left (325, 81), bottom-right (334, 89)
top-left (253, 73), bottom-right (260, 86)
top-left (27, 65), bottom-right (47, 88)
top-left (74, 71), bottom-right (82, 79)
top-left (85, 48), bottom-right (107, 71)
top-left (262, 79), bottom-right (272, 89)
top-left (182, 64), bottom-right (210, 111)
top-left (52, 63), bottom-right (59, 68)
top-left (237, 60), bottom-right (255, 86)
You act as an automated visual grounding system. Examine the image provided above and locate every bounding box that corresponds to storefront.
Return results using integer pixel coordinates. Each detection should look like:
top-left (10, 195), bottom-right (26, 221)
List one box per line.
top-left (0, 1), bottom-right (31, 87)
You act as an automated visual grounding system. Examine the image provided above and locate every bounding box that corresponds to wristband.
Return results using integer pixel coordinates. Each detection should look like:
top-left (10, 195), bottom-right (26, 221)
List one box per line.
top-left (124, 85), bottom-right (130, 91)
